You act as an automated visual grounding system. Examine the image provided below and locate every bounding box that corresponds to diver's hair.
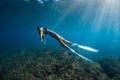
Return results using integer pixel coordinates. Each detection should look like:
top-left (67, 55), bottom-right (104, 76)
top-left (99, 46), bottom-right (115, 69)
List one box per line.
top-left (37, 27), bottom-right (40, 30)
top-left (37, 26), bottom-right (42, 31)
top-left (43, 27), bottom-right (47, 31)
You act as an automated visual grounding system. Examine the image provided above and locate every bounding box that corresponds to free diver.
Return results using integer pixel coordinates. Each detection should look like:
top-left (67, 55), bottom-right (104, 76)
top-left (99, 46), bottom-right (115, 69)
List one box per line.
top-left (37, 26), bottom-right (98, 62)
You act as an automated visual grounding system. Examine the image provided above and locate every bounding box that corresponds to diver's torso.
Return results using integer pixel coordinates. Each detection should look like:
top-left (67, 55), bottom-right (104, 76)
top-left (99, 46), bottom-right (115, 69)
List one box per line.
top-left (46, 29), bottom-right (63, 41)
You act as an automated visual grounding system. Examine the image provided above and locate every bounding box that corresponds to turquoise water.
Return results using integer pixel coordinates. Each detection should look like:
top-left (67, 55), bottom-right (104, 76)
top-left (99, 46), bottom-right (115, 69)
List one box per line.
top-left (1, 0), bottom-right (120, 58)
top-left (0, 0), bottom-right (120, 79)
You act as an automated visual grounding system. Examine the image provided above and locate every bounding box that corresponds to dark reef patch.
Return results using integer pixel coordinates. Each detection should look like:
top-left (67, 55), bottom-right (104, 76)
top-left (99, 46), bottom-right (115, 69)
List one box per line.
top-left (1, 48), bottom-right (119, 80)
top-left (98, 57), bottom-right (120, 80)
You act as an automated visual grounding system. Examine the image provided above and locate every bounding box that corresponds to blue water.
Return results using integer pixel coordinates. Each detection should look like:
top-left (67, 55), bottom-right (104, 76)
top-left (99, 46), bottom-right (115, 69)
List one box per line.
top-left (0, 0), bottom-right (120, 59)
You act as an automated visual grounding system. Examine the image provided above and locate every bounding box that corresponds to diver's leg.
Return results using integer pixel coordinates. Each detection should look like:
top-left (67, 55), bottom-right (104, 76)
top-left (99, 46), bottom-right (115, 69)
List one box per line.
top-left (59, 39), bottom-right (94, 62)
top-left (62, 38), bottom-right (72, 45)
top-left (59, 40), bottom-right (70, 50)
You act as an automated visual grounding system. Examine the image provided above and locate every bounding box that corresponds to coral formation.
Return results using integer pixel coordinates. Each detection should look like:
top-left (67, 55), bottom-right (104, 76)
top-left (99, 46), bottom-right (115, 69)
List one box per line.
top-left (0, 48), bottom-right (118, 80)
top-left (99, 57), bottom-right (120, 80)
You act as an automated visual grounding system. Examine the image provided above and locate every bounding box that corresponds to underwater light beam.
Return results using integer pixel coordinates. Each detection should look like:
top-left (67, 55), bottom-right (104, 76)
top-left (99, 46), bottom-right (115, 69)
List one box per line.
top-left (53, 0), bottom-right (83, 29)
top-left (37, 0), bottom-right (44, 4)
top-left (92, 0), bottom-right (120, 32)
top-left (24, 0), bottom-right (30, 3)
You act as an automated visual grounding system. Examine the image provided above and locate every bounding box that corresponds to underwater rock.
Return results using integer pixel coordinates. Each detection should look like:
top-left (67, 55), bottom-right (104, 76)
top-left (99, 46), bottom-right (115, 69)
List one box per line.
top-left (0, 48), bottom-right (108, 80)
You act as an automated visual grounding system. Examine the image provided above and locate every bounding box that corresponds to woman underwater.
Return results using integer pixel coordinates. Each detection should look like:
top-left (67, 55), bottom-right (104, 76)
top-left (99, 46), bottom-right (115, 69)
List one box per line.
top-left (37, 26), bottom-right (99, 62)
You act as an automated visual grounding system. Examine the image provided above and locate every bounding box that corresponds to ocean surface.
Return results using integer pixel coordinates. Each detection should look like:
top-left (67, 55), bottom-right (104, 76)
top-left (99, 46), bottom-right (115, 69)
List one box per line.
top-left (0, 0), bottom-right (120, 80)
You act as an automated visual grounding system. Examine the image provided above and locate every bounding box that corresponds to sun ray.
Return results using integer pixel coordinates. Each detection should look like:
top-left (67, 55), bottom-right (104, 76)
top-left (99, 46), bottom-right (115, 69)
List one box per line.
top-left (52, 0), bottom-right (83, 30)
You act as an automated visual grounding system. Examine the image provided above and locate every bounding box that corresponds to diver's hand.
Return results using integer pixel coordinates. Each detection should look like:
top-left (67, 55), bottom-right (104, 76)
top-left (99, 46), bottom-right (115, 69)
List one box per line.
top-left (41, 39), bottom-right (46, 44)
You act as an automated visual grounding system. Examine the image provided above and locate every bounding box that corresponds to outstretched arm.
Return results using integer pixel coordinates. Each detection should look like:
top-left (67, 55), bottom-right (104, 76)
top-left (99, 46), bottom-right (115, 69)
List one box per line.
top-left (37, 27), bottom-right (45, 43)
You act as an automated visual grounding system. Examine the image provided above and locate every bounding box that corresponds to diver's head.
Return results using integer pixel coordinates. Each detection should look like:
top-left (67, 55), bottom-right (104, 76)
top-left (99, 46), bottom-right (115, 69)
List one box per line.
top-left (37, 26), bottom-right (47, 32)
top-left (37, 26), bottom-right (43, 31)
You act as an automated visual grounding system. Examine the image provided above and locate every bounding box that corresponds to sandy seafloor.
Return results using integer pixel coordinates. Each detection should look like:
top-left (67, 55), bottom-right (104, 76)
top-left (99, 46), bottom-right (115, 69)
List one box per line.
top-left (0, 48), bottom-right (120, 80)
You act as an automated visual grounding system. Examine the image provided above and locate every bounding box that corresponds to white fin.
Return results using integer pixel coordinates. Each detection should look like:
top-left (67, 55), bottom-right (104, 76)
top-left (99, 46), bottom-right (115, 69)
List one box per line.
top-left (72, 43), bottom-right (99, 53)
top-left (67, 45), bottom-right (94, 62)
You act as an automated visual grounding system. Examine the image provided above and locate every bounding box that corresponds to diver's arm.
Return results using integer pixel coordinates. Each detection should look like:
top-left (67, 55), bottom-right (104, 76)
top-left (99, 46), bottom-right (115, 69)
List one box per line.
top-left (38, 28), bottom-right (45, 43)
top-left (38, 30), bottom-right (42, 41)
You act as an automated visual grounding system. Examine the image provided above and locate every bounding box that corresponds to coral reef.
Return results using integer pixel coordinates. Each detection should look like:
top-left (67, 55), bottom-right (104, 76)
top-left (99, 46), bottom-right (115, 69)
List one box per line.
top-left (99, 57), bottom-right (120, 80)
top-left (0, 48), bottom-right (113, 80)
